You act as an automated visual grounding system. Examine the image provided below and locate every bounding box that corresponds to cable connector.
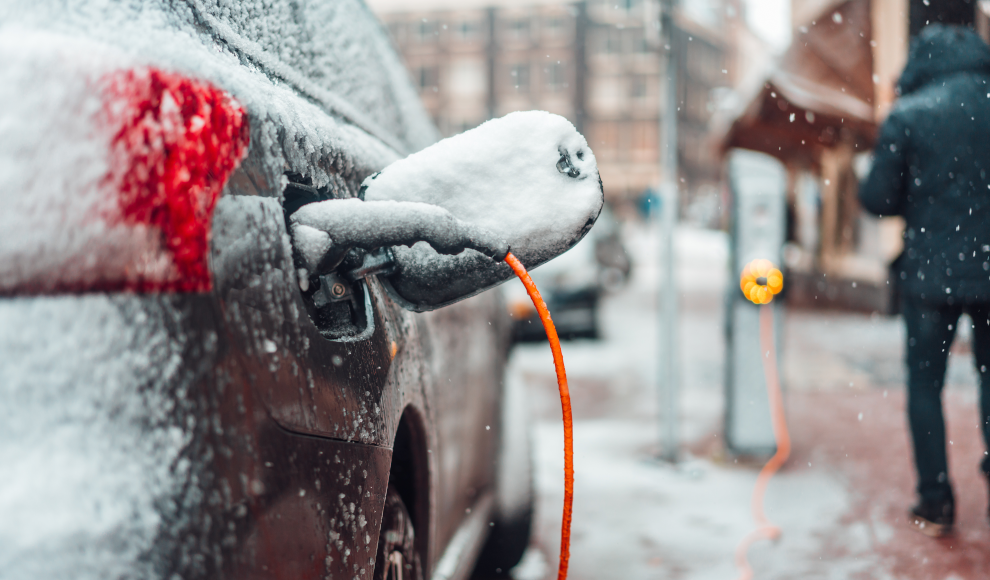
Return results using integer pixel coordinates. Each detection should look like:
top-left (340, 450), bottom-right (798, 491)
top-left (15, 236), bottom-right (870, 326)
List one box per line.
top-left (290, 198), bottom-right (510, 273)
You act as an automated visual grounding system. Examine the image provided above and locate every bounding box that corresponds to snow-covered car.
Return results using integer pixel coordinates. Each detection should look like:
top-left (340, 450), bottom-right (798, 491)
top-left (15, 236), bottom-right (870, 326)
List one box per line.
top-left (0, 1), bottom-right (536, 579)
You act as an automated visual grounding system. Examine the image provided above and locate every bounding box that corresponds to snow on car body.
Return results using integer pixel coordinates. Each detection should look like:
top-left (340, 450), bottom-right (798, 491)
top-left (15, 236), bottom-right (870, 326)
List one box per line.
top-left (0, 1), bottom-right (529, 579)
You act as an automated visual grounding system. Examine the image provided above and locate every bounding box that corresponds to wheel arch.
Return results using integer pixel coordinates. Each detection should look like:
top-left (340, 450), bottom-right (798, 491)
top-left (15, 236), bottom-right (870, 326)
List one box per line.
top-left (390, 404), bottom-right (432, 577)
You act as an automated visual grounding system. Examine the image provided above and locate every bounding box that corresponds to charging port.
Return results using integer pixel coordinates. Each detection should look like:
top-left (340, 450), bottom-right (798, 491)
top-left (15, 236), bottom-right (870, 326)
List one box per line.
top-left (283, 173), bottom-right (371, 340)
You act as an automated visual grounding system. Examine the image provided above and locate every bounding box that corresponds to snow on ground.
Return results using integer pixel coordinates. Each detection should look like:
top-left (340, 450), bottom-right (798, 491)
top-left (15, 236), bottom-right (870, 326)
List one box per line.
top-left (530, 420), bottom-right (874, 580)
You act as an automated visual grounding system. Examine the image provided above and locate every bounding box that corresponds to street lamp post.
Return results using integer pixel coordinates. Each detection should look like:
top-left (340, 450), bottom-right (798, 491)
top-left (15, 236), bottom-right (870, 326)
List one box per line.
top-left (658, 0), bottom-right (679, 463)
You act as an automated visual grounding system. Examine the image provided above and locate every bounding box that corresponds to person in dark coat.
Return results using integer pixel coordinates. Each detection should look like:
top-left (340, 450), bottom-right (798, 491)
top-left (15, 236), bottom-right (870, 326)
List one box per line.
top-left (860, 24), bottom-right (990, 537)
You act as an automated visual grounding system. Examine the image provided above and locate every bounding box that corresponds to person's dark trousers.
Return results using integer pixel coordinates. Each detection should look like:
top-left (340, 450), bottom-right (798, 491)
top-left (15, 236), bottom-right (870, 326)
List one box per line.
top-left (903, 296), bottom-right (990, 504)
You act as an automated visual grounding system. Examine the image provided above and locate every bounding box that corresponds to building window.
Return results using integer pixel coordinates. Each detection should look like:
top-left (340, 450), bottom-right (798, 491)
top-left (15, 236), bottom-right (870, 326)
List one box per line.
top-left (449, 59), bottom-right (486, 97)
top-left (597, 27), bottom-right (621, 54)
top-left (545, 62), bottom-right (567, 91)
top-left (591, 76), bottom-right (623, 111)
top-left (416, 19), bottom-right (437, 43)
top-left (630, 122), bottom-right (657, 152)
top-left (417, 66), bottom-right (439, 91)
top-left (631, 76), bottom-right (649, 99)
top-left (686, 41), bottom-right (722, 83)
top-left (629, 29), bottom-right (649, 53)
top-left (589, 121), bottom-right (619, 154)
top-left (455, 20), bottom-right (480, 40)
top-left (510, 63), bottom-right (531, 91)
top-left (506, 18), bottom-right (530, 41)
top-left (544, 16), bottom-right (565, 37)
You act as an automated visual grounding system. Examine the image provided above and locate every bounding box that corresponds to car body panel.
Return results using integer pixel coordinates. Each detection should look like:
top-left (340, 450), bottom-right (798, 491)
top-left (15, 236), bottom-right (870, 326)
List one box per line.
top-left (0, 1), bottom-right (513, 578)
top-left (418, 297), bottom-right (507, 561)
top-left (211, 187), bottom-right (395, 447)
top-left (0, 293), bottom-right (389, 580)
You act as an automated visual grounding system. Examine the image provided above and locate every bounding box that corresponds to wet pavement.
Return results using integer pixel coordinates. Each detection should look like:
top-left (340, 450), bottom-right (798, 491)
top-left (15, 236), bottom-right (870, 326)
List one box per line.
top-left (504, 224), bottom-right (990, 580)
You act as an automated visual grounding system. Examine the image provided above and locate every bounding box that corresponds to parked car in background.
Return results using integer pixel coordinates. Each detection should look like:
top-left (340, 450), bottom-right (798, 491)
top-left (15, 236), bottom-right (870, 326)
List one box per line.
top-left (506, 207), bottom-right (631, 342)
top-left (0, 1), bottom-right (533, 579)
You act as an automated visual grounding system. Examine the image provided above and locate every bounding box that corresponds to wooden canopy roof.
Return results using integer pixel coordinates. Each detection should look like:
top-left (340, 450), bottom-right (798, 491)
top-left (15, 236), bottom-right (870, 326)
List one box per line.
top-left (723, 0), bottom-right (877, 164)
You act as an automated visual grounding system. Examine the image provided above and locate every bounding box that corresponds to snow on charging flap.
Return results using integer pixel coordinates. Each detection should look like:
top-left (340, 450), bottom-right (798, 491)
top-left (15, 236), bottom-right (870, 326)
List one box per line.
top-left (0, 33), bottom-right (248, 294)
top-left (363, 111), bottom-right (603, 265)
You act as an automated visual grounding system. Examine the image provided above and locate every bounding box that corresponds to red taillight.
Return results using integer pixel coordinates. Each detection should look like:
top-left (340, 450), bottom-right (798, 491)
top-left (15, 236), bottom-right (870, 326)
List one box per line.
top-left (101, 67), bottom-right (249, 293)
top-left (0, 64), bottom-right (248, 296)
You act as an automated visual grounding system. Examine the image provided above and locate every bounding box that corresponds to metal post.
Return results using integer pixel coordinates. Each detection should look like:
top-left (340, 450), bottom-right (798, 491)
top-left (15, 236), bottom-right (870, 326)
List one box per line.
top-left (485, 7), bottom-right (497, 121)
top-left (658, 0), bottom-right (679, 463)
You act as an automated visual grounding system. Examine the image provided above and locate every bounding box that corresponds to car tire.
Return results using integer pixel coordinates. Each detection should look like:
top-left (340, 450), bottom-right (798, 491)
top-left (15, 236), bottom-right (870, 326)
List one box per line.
top-left (374, 486), bottom-right (423, 580)
top-left (472, 507), bottom-right (533, 578)
top-left (472, 372), bottom-right (535, 577)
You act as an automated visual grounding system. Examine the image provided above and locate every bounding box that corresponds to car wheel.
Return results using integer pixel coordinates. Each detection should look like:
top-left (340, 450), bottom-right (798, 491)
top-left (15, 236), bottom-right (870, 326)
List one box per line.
top-left (472, 507), bottom-right (533, 577)
top-left (374, 486), bottom-right (423, 580)
top-left (472, 371), bottom-right (535, 577)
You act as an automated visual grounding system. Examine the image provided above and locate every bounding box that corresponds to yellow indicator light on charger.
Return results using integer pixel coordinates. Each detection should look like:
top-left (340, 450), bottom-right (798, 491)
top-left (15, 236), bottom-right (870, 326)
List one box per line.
top-left (740, 259), bottom-right (784, 305)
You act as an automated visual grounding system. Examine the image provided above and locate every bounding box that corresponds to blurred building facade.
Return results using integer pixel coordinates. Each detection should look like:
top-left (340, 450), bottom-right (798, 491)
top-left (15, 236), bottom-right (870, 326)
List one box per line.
top-left (368, 0), bottom-right (741, 220)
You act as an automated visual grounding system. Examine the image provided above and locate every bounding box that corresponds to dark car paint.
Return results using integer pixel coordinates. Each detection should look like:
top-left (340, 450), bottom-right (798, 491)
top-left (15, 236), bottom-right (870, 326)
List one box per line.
top-left (167, 310), bottom-right (393, 580)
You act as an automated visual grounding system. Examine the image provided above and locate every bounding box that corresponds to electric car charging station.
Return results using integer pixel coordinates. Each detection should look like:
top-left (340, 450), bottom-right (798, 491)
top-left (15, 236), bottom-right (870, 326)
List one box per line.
top-left (725, 149), bottom-right (787, 456)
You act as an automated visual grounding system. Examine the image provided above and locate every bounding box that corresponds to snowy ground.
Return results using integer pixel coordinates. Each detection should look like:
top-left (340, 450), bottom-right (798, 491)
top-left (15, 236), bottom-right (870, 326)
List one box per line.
top-left (502, 223), bottom-right (990, 580)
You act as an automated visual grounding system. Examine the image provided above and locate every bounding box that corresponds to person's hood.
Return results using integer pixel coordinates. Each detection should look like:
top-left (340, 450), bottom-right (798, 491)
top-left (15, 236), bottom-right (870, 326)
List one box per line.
top-left (897, 24), bottom-right (990, 96)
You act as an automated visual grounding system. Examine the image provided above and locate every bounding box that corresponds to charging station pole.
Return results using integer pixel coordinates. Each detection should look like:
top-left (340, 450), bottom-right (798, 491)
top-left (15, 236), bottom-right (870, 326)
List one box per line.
top-left (658, 0), bottom-right (679, 463)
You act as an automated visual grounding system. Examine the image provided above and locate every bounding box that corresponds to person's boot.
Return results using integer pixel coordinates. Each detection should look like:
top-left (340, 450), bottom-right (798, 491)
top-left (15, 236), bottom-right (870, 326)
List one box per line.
top-left (909, 498), bottom-right (954, 537)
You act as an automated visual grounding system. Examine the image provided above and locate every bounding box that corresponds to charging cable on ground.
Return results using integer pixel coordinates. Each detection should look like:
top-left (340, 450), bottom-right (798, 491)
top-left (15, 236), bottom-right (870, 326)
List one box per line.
top-left (734, 260), bottom-right (789, 580)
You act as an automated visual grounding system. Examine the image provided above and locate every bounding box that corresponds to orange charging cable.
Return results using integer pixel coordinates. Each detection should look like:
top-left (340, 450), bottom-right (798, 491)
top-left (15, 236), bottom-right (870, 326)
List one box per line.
top-left (734, 260), bottom-right (790, 580)
top-left (505, 252), bottom-right (574, 580)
